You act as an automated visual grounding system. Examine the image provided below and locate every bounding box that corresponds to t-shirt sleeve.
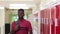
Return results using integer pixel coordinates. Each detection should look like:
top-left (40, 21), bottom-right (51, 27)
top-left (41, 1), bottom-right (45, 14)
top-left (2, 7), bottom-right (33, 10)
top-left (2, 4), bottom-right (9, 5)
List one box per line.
top-left (11, 21), bottom-right (16, 31)
top-left (27, 21), bottom-right (32, 31)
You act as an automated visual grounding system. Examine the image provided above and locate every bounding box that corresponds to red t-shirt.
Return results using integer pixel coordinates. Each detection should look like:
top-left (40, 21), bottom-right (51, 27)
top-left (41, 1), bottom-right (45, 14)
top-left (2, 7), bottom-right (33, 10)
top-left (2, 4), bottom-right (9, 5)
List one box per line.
top-left (11, 19), bottom-right (32, 34)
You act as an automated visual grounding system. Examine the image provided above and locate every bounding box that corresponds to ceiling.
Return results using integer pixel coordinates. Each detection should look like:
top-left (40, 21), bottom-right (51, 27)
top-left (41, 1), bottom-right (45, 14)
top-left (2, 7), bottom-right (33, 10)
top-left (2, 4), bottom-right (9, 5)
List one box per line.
top-left (0, 0), bottom-right (40, 15)
top-left (40, 0), bottom-right (58, 10)
top-left (0, 0), bottom-right (40, 8)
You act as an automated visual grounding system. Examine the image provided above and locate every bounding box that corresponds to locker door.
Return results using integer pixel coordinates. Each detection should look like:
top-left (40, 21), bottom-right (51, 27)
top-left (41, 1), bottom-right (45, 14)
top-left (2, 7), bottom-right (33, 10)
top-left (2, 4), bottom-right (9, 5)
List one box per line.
top-left (51, 7), bottom-right (56, 34)
top-left (56, 4), bottom-right (60, 34)
top-left (40, 10), bottom-right (44, 34)
top-left (47, 8), bottom-right (51, 34)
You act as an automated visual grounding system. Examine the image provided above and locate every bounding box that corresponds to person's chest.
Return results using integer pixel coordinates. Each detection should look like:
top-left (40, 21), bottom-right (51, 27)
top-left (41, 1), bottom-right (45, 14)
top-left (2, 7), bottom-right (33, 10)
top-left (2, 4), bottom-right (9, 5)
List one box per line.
top-left (17, 20), bottom-right (28, 30)
top-left (18, 20), bottom-right (27, 27)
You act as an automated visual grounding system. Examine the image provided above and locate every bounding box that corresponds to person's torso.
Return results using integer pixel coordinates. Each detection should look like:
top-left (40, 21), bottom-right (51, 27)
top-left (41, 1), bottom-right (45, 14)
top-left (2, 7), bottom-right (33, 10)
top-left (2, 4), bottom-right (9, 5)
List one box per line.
top-left (14, 19), bottom-right (29, 34)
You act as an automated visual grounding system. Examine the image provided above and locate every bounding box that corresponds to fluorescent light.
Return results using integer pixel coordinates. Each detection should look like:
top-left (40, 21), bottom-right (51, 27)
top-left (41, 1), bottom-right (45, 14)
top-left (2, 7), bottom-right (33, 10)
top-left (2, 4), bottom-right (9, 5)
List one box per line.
top-left (10, 4), bottom-right (26, 7)
top-left (9, 4), bottom-right (29, 9)
top-left (9, 6), bottom-right (29, 9)
top-left (9, 4), bottom-right (36, 9)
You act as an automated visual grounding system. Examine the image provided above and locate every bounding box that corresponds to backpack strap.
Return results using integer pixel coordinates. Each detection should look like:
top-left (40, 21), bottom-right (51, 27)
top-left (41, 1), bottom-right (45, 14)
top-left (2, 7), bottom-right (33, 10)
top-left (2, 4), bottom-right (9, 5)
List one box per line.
top-left (15, 21), bottom-right (19, 26)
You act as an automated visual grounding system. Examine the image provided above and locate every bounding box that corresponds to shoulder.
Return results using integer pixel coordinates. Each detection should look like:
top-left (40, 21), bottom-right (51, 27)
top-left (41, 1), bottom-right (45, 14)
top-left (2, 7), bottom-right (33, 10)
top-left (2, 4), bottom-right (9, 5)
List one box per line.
top-left (11, 21), bottom-right (16, 25)
top-left (24, 19), bottom-right (31, 24)
top-left (24, 19), bottom-right (32, 27)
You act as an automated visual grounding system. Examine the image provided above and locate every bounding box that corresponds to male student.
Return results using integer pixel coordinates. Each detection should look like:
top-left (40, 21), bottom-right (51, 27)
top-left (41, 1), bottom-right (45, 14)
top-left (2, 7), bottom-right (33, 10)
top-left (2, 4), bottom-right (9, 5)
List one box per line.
top-left (11, 9), bottom-right (33, 34)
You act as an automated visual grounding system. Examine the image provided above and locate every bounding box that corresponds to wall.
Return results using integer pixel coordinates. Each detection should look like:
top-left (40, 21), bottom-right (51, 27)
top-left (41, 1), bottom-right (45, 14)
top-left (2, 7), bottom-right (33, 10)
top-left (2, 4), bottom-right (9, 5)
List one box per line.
top-left (5, 9), bottom-right (32, 23)
top-left (0, 8), bottom-right (5, 34)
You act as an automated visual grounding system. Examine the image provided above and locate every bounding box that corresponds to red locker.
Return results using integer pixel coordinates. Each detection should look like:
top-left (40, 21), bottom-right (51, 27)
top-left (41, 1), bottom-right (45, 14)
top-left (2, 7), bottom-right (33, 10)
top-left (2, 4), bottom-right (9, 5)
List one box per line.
top-left (40, 8), bottom-right (51, 34)
top-left (40, 4), bottom-right (60, 34)
top-left (40, 10), bottom-right (44, 34)
top-left (46, 8), bottom-right (51, 34)
top-left (51, 6), bottom-right (56, 34)
top-left (56, 4), bottom-right (60, 34)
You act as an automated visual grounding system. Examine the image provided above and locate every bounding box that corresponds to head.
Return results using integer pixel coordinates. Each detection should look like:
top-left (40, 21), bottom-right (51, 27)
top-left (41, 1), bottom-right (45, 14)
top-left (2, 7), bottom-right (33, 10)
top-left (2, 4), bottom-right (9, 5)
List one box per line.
top-left (18, 9), bottom-right (24, 19)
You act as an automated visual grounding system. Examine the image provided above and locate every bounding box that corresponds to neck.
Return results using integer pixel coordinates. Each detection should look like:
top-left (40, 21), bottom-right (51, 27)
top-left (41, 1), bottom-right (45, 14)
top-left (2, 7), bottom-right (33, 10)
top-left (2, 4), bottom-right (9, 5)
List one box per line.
top-left (19, 17), bottom-right (24, 20)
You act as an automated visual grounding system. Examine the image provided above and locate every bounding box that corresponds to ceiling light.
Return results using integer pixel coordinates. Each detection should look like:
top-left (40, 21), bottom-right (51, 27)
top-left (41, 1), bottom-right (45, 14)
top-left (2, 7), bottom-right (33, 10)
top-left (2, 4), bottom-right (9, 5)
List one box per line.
top-left (9, 4), bottom-right (29, 9)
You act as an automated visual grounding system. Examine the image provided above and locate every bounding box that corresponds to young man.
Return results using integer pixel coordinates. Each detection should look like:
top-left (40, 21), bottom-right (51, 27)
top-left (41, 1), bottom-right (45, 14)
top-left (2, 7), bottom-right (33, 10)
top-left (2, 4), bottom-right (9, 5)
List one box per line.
top-left (11, 9), bottom-right (33, 34)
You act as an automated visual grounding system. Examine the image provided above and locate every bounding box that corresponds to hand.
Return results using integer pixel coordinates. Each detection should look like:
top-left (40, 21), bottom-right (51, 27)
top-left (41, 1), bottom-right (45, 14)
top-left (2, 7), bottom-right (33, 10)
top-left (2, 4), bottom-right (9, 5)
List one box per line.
top-left (10, 26), bottom-right (20, 34)
top-left (14, 26), bottom-right (20, 31)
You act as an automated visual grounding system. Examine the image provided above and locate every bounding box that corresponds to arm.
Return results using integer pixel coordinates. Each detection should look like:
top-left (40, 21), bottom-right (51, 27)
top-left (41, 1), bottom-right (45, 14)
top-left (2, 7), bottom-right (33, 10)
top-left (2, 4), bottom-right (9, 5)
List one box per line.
top-left (30, 30), bottom-right (33, 34)
top-left (10, 22), bottom-right (19, 34)
top-left (27, 21), bottom-right (33, 34)
top-left (10, 22), bottom-right (16, 34)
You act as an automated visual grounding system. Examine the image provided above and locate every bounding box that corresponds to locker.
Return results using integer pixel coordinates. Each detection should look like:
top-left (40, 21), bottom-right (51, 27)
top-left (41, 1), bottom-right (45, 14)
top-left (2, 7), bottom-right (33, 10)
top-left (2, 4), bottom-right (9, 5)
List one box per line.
top-left (51, 7), bottom-right (56, 34)
top-left (40, 8), bottom-right (51, 34)
top-left (46, 8), bottom-right (51, 34)
top-left (40, 10), bottom-right (44, 34)
top-left (56, 4), bottom-right (60, 34)
top-left (40, 4), bottom-right (60, 34)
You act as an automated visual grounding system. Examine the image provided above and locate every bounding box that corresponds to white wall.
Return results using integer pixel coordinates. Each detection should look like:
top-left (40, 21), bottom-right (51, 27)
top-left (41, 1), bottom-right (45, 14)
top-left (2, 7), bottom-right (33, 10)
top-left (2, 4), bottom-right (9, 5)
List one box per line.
top-left (5, 9), bottom-right (32, 23)
top-left (0, 8), bottom-right (5, 34)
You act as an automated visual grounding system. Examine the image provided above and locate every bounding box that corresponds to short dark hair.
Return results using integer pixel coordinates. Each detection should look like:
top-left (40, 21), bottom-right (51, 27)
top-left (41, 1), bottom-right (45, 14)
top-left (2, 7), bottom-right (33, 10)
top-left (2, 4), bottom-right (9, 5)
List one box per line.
top-left (18, 9), bottom-right (24, 12)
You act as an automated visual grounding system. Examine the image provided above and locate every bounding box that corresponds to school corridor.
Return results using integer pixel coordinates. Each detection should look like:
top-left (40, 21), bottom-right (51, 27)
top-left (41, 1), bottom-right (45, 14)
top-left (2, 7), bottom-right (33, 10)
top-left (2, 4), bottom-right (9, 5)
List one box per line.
top-left (0, 0), bottom-right (60, 34)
